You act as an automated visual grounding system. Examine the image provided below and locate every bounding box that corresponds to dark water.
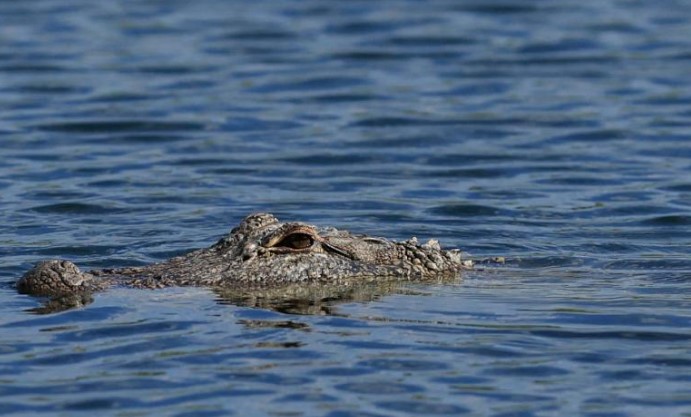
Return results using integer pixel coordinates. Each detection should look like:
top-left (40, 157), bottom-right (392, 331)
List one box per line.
top-left (1, 0), bottom-right (690, 415)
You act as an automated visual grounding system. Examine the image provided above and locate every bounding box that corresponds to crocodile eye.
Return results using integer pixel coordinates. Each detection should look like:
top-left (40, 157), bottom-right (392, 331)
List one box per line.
top-left (275, 233), bottom-right (314, 250)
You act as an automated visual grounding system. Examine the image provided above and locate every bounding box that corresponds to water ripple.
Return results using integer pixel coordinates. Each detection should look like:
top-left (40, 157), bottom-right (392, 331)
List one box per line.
top-left (34, 120), bottom-right (206, 133)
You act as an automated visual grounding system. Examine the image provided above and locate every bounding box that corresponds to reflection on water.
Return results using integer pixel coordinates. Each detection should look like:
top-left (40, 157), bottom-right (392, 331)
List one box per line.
top-left (1, 0), bottom-right (691, 416)
top-left (26, 275), bottom-right (464, 316)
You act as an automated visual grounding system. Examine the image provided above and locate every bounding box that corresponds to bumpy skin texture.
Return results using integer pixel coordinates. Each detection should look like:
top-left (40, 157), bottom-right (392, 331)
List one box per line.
top-left (17, 213), bottom-right (471, 299)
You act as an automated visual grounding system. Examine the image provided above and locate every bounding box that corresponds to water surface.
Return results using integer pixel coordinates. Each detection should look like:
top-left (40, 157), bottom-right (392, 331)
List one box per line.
top-left (1, 1), bottom-right (690, 416)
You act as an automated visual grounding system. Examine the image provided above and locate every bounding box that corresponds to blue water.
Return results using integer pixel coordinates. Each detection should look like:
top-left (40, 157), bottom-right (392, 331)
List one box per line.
top-left (1, 0), bottom-right (690, 415)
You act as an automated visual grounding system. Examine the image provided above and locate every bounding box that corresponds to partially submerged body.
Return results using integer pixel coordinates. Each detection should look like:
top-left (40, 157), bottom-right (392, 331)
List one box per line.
top-left (17, 213), bottom-right (473, 311)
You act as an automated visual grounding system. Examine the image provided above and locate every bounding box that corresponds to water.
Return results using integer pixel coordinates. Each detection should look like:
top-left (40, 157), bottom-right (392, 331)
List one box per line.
top-left (1, 0), bottom-right (690, 415)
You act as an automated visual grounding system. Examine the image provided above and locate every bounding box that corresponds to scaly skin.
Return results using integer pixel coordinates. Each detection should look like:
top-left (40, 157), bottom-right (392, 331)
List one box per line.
top-left (17, 213), bottom-right (472, 300)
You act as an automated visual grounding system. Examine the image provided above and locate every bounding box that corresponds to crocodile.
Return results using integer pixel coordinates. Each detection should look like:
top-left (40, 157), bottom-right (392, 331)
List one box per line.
top-left (17, 213), bottom-right (473, 311)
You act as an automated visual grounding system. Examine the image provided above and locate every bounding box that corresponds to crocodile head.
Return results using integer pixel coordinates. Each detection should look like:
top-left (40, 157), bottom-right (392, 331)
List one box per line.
top-left (17, 213), bottom-right (471, 304)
